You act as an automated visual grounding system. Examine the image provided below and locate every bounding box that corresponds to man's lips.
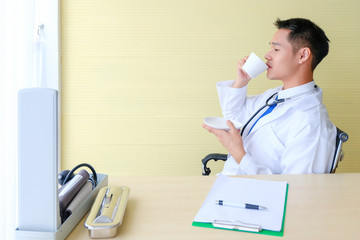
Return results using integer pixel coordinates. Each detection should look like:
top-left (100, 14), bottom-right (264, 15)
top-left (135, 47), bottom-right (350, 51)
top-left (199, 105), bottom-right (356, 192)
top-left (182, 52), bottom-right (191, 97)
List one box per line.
top-left (266, 63), bottom-right (272, 69)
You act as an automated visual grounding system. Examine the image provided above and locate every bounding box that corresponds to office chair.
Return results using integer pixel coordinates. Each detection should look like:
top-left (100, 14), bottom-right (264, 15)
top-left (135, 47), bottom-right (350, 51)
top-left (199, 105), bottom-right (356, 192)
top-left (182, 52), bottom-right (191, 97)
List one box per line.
top-left (201, 127), bottom-right (349, 175)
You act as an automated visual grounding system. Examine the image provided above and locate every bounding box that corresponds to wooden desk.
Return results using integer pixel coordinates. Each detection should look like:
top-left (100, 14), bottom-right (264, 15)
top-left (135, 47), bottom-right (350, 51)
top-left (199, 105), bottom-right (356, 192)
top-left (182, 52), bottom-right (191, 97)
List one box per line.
top-left (67, 174), bottom-right (360, 240)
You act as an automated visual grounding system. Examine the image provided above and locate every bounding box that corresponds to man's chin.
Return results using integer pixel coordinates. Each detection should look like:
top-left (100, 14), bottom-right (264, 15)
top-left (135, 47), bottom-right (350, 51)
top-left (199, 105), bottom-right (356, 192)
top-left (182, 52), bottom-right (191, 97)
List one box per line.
top-left (266, 72), bottom-right (275, 80)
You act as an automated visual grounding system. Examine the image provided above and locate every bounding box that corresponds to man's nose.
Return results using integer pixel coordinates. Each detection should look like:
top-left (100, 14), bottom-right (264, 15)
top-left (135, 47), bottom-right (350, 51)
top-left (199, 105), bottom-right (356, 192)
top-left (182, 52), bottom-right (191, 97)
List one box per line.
top-left (264, 52), bottom-right (271, 61)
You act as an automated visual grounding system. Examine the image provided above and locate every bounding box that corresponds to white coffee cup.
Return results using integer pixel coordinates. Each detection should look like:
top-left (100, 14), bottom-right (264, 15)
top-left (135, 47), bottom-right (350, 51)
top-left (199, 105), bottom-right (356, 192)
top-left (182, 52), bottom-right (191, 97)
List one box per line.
top-left (242, 52), bottom-right (268, 79)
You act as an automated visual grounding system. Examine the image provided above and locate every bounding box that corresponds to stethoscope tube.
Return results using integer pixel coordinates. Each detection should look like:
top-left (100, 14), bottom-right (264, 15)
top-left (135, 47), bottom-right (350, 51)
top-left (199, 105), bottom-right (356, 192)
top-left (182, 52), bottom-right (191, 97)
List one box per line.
top-left (240, 92), bottom-right (284, 136)
top-left (239, 85), bottom-right (318, 137)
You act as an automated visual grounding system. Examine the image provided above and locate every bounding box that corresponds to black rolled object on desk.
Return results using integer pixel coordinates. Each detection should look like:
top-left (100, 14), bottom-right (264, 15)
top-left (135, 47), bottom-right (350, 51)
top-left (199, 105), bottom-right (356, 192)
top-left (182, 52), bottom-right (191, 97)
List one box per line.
top-left (58, 169), bottom-right (89, 222)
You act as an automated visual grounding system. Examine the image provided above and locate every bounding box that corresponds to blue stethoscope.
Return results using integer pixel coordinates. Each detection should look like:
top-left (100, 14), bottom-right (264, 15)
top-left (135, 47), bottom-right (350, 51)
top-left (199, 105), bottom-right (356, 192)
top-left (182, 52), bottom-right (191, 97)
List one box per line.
top-left (240, 92), bottom-right (284, 136)
top-left (240, 85), bottom-right (318, 137)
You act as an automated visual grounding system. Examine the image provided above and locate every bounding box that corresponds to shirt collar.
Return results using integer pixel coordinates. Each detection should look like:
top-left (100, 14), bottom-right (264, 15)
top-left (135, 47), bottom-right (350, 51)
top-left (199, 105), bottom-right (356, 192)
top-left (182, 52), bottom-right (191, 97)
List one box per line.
top-left (277, 81), bottom-right (316, 100)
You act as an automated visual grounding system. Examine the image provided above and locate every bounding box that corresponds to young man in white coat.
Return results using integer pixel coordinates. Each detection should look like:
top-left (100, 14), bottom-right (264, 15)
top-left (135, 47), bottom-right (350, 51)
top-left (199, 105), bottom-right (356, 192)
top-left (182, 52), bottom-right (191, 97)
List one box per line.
top-left (202, 18), bottom-right (336, 175)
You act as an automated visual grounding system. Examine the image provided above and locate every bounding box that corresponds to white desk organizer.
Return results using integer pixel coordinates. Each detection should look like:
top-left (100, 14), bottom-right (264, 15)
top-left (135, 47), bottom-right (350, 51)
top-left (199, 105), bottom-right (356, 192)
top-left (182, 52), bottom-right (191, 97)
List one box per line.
top-left (16, 88), bottom-right (108, 239)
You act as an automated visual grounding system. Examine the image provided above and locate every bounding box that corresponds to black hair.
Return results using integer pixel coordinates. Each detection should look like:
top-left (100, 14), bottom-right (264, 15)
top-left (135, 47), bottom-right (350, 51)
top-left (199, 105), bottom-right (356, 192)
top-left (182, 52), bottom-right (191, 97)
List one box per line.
top-left (274, 18), bottom-right (330, 70)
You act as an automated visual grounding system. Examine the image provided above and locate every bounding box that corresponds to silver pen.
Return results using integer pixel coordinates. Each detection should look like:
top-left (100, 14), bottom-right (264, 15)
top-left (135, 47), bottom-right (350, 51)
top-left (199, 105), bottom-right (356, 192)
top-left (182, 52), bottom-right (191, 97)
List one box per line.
top-left (215, 200), bottom-right (267, 210)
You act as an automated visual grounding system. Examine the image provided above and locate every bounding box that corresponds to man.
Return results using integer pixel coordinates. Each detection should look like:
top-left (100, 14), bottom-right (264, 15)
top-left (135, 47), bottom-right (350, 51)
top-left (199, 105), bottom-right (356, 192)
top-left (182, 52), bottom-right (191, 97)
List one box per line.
top-left (202, 18), bottom-right (336, 174)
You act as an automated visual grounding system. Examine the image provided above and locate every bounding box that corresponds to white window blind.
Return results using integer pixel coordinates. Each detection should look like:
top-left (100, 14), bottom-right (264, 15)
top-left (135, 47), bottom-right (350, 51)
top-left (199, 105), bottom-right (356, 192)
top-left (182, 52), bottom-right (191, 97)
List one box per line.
top-left (0, 0), bottom-right (59, 239)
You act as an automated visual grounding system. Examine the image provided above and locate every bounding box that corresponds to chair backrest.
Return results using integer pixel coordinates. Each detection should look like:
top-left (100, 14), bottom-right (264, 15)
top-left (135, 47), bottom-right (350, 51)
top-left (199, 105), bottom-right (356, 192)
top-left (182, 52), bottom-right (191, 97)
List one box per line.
top-left (202, 127), bottom-right (349, 175)
top-left (330, 127), bottom-right (349, 173)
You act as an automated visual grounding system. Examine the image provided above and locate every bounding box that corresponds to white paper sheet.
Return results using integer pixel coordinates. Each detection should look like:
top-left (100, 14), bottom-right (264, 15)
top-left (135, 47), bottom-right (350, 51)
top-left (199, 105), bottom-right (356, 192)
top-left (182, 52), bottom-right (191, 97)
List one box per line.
top-left (193, 174), bottom-right (287, 231)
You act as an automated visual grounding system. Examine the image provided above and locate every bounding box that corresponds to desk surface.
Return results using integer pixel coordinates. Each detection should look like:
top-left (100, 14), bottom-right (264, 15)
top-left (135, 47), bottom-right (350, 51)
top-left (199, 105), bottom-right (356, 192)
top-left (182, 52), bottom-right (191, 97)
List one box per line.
top-left (67, 173), bottom-right (360, 240)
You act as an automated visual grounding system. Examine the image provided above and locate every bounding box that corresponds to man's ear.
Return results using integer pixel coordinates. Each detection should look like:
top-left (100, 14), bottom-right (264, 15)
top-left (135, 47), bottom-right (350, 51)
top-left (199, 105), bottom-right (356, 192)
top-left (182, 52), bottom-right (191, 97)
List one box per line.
top-left (298, 47), bottom-right (311, 64)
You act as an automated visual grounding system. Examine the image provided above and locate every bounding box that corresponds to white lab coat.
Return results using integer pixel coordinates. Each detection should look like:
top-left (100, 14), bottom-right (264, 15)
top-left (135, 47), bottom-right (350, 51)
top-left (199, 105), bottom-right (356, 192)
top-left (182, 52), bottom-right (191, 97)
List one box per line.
top-left (217, 80), bottom-right (336, 175)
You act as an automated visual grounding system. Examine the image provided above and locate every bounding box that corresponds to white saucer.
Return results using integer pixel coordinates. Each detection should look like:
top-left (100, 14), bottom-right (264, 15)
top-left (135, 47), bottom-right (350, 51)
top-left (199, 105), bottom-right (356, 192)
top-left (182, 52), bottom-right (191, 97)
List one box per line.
top-left (203, 117), bottom-right (242, 131)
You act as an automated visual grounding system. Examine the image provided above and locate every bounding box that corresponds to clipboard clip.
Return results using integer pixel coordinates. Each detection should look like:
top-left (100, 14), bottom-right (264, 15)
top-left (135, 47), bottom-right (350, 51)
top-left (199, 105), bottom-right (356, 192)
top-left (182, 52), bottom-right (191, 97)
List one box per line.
top-left (212, 220), bottom-right (262, 232)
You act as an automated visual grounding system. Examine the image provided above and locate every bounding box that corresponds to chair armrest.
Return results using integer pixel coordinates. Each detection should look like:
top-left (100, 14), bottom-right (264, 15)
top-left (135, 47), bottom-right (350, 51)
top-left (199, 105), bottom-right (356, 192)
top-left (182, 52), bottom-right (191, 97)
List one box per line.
top-left (201, 153), bottom-right (228, 176)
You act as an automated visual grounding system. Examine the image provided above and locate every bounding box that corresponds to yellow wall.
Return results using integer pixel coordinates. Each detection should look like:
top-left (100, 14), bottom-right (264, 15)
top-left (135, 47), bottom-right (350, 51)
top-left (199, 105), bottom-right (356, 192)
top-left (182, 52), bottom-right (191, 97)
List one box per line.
top-left (61, 0), bottom-right (360, 175)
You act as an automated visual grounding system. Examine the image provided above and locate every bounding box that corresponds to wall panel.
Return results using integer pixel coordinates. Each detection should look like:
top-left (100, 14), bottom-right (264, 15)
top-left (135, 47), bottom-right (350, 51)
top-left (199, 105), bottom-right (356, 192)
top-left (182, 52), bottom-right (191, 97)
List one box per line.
top-left (61, 0), bottom-right (360, 175)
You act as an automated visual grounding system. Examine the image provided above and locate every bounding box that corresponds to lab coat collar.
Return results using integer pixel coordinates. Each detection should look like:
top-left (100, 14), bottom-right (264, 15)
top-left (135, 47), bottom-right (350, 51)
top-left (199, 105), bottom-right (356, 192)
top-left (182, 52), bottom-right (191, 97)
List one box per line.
top-left (277, 81), bottom-right (316, 100)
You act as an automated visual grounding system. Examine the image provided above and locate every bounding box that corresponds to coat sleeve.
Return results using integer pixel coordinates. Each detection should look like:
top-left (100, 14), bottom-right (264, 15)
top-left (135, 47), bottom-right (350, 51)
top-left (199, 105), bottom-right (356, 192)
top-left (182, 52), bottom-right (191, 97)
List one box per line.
top-left (222, 154), bottom-right (274, 175)
top-left (275, 113), bottom-right (336, 174)
top-left (216, 80), bottom-right (278, 124)
top-left (216, 80), bottom-right (248, 122)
